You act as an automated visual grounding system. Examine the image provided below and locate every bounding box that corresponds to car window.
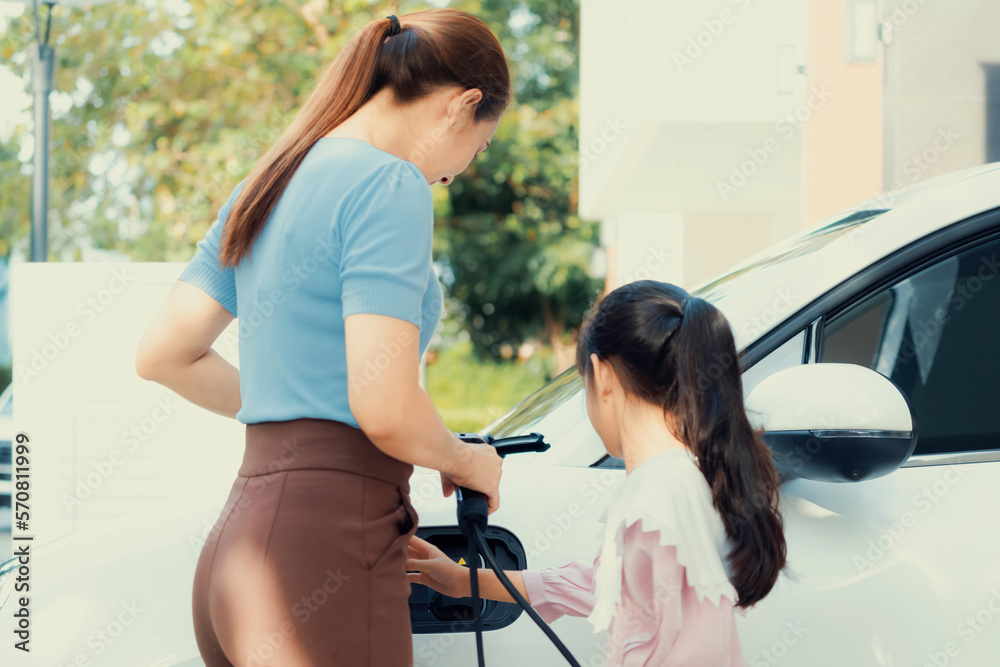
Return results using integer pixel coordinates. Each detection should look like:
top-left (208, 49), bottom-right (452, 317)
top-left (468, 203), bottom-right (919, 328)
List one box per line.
top-left (741, 330), bottom-right (806, 397)
top-left (818, 236), bottom-right (1000, 455)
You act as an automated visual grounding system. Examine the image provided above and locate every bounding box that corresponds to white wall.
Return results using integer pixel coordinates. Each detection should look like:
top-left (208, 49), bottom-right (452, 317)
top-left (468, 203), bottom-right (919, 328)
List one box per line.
top-left (580, 0), bottom-right (812, 287)
top-left (580, 0), bottom-right (809, 217)
top-left (10, 262), bottom-right (243, 547)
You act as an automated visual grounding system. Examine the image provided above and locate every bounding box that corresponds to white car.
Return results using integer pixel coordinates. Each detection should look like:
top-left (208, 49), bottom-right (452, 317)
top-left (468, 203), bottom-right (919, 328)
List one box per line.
top-left (2, 163), bottom-right (1000, 666)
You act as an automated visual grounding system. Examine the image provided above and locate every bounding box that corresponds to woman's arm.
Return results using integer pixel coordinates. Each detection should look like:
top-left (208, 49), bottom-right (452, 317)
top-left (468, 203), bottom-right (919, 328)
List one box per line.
top-left (345, 312), bottom-right (500, 510)
top-left (338, 161), bottom-right (501, 509)
top-left (136, 178), bottom-right (245, 418)
top-left (134, 281), bottom-right (240, 419)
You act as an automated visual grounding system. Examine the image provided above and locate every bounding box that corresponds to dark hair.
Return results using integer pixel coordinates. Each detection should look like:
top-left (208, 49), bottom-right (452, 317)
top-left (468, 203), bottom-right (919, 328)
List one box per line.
top-left (218, 8), bottom-right (512, 268)
top-left (576, 280), bottom-right (787, 608)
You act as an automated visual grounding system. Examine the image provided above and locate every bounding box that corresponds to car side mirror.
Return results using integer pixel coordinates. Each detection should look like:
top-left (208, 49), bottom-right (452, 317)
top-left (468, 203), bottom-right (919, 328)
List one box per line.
top-left (745, 363), bottom-right (918, 482)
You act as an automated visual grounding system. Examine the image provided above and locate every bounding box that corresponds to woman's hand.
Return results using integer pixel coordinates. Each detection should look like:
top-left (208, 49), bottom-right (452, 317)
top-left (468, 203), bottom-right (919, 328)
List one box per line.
top-left (439, 440), bottom-right (503, 514)
top-left (405, 535), bottom-right (469, 599)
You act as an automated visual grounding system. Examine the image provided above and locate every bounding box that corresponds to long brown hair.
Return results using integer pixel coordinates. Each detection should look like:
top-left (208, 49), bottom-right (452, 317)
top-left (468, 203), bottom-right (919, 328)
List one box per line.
top-left (576, 280), bottom-right (787, 608)
top-left (218, 9), bottom-right (511, 268)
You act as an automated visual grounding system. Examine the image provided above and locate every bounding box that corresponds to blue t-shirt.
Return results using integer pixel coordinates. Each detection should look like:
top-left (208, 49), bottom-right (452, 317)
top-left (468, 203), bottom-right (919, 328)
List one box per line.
top-left (177, 137), bottom-right (443, 426)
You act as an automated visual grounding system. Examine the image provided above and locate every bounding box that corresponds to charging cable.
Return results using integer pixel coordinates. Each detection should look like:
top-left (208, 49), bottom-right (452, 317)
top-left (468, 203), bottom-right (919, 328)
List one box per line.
top-left (455, 434), bottom-right (582, 667)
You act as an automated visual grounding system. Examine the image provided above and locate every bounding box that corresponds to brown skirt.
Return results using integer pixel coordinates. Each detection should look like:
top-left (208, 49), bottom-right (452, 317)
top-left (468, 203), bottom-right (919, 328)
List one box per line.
top-left (192, 418), bottom-right (419, 667)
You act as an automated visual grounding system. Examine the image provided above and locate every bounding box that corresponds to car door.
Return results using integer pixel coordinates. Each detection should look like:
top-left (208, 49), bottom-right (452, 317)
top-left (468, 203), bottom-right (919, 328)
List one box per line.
top-left (735, 230), bottom-right (1000, 666)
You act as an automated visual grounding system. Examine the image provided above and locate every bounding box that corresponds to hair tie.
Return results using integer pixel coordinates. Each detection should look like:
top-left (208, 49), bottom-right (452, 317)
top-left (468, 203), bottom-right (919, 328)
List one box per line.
top-left (679, 296), bottom-right (690, 317)
top-left (386, 15), bottom-right (401, 36)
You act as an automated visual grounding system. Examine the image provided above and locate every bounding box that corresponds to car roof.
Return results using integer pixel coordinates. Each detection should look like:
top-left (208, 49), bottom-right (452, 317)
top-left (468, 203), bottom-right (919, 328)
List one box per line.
top-left (694, 162), bottom-right (1000, 350)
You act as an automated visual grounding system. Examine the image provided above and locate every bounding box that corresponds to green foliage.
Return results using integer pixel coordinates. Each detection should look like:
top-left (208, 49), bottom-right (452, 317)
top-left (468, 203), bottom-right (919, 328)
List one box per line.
top-left (425, 341), bottom-right (549, 432)
top-left (438, 92), bottom-right (601, 360)
top-left (437, 0), bottom-right (603, 360)
top-left (0, 0), bottom-right (600, 360)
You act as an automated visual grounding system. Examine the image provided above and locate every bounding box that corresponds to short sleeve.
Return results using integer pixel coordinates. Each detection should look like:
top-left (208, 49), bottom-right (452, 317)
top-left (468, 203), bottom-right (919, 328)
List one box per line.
top-left (520, 549), bottom-right (601, 624)
top-left (177, 178), bottom-right (248, 318)
top-left (339, 160), bottom-right (434, 328)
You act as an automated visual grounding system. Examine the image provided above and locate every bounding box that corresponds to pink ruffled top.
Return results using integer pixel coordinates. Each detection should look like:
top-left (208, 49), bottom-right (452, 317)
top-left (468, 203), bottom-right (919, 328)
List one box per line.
top-left (520, 447), bottom-right (748, 666)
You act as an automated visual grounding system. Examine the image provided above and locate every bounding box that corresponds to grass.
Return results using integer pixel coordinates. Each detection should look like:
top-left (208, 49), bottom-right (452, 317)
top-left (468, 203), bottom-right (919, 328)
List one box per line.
top-left (425, 341), bottom-right (551, 433)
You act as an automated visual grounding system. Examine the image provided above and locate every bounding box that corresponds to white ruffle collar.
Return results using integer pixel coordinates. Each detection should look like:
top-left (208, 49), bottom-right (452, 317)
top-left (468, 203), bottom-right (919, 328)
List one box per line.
top-left (586, 447), bottom-right (738, 633)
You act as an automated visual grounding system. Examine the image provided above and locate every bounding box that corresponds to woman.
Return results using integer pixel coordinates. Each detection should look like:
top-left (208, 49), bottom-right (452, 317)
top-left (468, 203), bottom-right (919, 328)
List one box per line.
top-left (134, 9), bottom-right (510, 666)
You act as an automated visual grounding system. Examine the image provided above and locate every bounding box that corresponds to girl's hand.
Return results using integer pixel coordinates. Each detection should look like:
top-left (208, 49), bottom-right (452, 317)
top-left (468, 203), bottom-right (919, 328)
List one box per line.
top-left (405, 535), bottom-right (469, 599)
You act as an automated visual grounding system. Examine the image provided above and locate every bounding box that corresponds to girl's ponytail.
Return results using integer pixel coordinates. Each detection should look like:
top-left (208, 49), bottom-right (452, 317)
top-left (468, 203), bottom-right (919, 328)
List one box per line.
top-left (576, 280), bottom-right (786, 608)
top-left (218, 10), bottom-right (511, 269)
top-left (671, 296), bottom-right (787, 608)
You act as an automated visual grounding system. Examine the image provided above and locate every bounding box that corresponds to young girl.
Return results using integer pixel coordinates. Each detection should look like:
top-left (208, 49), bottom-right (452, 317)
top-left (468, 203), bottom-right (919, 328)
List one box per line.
top-left (406, 280), bottom-right (787, 666)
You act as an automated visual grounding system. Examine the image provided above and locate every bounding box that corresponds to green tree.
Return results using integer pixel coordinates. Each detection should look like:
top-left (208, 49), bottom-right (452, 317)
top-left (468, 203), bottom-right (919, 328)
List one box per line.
top-left (0, 0), bottom-right (599, 370)
top-left (440, 0), bottom-right (601, 367)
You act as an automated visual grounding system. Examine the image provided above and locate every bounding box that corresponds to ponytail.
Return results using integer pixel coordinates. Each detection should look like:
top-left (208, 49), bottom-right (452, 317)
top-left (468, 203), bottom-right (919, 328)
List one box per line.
top-left (218, 9), bottom-right (511, 269)
top-left (576, 280), bottom-right (787, 608)
top-left (671, 296), bottom-right (787, 608)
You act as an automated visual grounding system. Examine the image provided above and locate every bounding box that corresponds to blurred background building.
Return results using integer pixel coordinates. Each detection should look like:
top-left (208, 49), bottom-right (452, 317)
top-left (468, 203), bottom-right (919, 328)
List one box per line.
top-left (582, 0), bottom-right (1000, 290)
